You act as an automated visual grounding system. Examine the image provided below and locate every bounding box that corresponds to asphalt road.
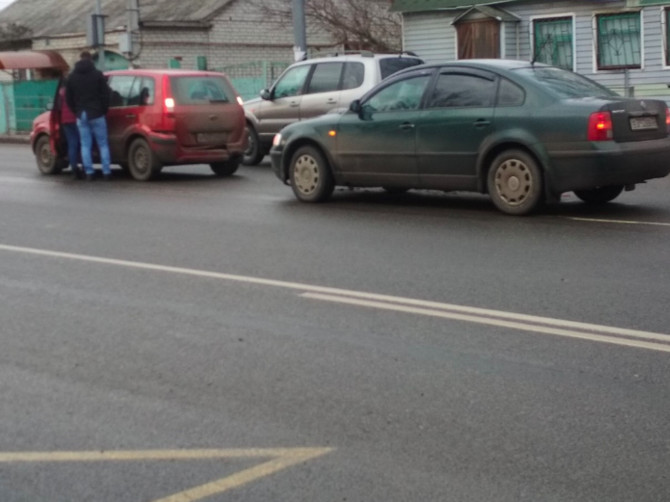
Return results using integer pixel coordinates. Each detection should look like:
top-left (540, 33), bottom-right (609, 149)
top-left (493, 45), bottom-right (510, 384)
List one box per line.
top-left (1, 143), bottom-right (669, 501)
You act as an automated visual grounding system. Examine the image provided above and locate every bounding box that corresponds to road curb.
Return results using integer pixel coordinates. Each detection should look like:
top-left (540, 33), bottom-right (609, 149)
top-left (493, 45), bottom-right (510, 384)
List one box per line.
top-left (0, 135), bottom-right (31, 144)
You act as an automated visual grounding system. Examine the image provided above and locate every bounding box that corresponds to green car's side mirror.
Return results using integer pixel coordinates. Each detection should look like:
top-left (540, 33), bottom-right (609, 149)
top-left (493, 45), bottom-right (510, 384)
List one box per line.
top-left (349, 99), bottom-right (362, 114)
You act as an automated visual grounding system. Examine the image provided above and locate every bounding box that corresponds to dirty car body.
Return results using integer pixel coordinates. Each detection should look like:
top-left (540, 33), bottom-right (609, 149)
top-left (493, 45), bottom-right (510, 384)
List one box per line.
top-left (31, 68), bottom-right (247, 180)
top-left (271, 59), bottom-right (670, 215)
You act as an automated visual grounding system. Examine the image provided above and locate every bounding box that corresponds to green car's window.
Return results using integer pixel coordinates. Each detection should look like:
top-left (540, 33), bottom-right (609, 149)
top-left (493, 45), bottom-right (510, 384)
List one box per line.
top-left (273, 65), bottom-right (310, 98)
top-left (306, 62), bottom-right (343, 94)
top-left (516, 66), bottom-right (617, 98)
top-left (497, 78), bottom-right (525, 107)
top-left (364, 75), bottom-right (430, 113)
top-left (427, 73), bottom-right (496, 108)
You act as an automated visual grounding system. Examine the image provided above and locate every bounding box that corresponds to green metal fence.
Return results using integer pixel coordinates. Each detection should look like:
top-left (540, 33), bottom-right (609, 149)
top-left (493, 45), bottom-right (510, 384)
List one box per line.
top-left (218, 61), bottom-right (290, 101)
top-left (12, 79), bottom-right (59, 132)
top-left (0, 82), bottom-right (13, 135)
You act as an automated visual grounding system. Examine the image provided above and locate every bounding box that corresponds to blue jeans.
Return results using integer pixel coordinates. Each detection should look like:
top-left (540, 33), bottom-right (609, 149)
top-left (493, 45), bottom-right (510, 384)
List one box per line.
top-left (77, 111), bottom-right (111, 176)
top-left (62, 122), bottom-right (80, 170)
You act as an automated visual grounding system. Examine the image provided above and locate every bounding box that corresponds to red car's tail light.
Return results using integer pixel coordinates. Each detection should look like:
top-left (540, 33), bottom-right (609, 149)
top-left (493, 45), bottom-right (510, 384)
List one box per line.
top-left (666, 107), bottom-right (670, 131)
top-left (587, 111), bottom-right (613, 141)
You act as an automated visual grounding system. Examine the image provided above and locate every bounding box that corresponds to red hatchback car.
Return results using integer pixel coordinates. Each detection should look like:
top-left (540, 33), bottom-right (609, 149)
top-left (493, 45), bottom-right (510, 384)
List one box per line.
top-left (31, 69), bottom-right (247, 180)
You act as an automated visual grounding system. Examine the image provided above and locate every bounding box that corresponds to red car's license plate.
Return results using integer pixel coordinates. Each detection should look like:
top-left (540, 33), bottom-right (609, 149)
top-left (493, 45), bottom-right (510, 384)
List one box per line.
top-left (197, 133), bottom-right (227, 143)
top-left (629, 116), bottom-right (657, 131)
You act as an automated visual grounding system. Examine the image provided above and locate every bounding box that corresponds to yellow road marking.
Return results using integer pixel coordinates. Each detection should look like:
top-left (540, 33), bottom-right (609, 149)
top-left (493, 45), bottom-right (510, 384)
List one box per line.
top-left (567, 217), bottom-right (670, 227)
top-left (0, 448), bottom-right (333, 502)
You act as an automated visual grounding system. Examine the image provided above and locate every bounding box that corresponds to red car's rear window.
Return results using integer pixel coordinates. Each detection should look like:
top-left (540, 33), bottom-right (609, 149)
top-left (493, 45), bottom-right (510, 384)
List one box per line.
top-left (169, 76), bottom-right (236, 105)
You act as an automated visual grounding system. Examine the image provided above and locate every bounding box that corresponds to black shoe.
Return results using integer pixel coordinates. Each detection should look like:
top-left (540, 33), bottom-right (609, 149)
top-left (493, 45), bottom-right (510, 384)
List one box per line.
top-left (71, 167), bottom-right (82, 179)
top-left (85, 173), bottom-right (95, 181)
top-left (103, 174), bottom-right (112, 181)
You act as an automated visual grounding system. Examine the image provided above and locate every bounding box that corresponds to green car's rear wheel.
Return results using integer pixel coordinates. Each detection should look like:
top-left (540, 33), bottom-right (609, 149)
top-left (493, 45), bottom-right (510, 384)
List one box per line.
top-left (289, 146), bottom-right (334, 203)
top-left (574, 185), bottom-right (624, 204)
top-left (487, 149), bottom-right (543, 216)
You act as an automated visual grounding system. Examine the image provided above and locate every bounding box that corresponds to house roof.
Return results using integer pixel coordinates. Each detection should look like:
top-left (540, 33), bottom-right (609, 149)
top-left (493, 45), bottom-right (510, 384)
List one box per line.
top-left (390, 0), bottom-right (532, 13)
top-left (452, 5), bottom-right (521, 23)
top-left (0, 0), bottom-right (234, 37)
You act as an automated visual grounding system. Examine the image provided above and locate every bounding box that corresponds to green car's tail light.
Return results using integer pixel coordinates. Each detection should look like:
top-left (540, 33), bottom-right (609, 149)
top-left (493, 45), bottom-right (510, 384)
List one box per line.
top-left (666, 107), bottom-right (670, 132)
top-left (587, 111), bottom-right (613, 141)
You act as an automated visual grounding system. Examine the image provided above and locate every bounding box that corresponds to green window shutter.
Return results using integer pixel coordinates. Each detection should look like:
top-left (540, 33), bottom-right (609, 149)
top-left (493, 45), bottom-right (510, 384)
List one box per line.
top-left (597, 12), bottom-right (641, 70)
top-left (169, 58), bottom-right (182, 69)
top-left (533, 17), bottom-right (573, 70)
top-left (197, 56), bottom-right (207, 71)
top-left (666, 8), bottom-right (670, 66)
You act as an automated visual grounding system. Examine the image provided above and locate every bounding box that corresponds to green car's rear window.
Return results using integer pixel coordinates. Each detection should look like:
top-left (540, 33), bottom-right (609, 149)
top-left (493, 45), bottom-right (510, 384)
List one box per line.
top-left (516, 66), bottom-right (618, 99)
top-left (170, 76), bottom-right (235, 105)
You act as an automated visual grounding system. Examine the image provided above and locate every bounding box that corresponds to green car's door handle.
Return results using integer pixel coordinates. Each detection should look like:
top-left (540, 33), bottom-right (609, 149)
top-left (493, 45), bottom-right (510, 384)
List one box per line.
top-left (399, 122), bottom-right (415, 130)
top-left (474, 119), bottom-right (491, 128)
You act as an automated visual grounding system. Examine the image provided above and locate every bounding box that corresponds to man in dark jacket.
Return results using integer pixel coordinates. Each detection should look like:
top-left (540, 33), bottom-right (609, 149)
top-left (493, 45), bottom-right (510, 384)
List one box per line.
top-left (65, 51), bottom-right (112, 180)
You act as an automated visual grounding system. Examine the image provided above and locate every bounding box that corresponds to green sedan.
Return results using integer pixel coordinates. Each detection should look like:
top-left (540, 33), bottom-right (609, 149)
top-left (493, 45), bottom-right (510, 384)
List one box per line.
top-left (270, 59), bottom-right (670, 215)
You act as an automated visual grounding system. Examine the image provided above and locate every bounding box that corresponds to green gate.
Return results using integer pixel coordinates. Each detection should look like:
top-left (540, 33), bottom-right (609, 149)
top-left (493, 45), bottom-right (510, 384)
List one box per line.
top-left (13, 79), bottom-right (59, 132)
top-left (218, 61), bottom-right (290, 101)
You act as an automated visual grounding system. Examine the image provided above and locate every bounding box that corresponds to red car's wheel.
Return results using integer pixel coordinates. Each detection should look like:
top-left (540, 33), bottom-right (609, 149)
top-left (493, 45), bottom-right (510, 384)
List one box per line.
top-left (34, 135), bottom-right (65, 175)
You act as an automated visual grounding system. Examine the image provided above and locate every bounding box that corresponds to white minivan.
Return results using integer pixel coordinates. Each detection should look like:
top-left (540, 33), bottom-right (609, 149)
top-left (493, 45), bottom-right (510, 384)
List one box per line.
top-left (242, 51), bottom-right (423, 165)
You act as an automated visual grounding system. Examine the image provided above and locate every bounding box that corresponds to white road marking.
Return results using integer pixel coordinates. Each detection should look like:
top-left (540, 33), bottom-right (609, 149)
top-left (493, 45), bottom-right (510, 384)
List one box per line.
top-left (1, 243), bottom-right (668, 353)
top-left (568, 217), bottom-right (670, 227)
top-left (302, 293), bottom-right (670, 353)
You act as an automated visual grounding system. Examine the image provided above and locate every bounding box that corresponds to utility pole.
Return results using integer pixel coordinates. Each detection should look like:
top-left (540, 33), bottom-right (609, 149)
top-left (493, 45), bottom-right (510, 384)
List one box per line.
top-left (121, 0), bottom-right (140, 61)
top-left (292, 0), bottom-right (307, 61)
top-left (95, 0), bottom-right (105, 70)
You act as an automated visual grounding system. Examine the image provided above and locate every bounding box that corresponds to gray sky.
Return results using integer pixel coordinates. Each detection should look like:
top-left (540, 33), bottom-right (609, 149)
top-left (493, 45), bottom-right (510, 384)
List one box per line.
top-left (0, 0), bottom-right (16, 12)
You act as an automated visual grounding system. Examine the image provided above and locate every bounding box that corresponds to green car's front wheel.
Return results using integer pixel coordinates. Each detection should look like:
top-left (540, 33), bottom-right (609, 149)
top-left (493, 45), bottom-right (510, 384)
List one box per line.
top-left (487, 149), bottom-right (543, 216)
top-left (289, 146), bottom-right (334, 203)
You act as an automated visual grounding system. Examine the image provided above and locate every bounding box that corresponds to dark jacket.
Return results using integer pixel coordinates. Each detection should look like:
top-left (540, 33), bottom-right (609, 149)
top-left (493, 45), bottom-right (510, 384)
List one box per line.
top-left (65, 58), bottom-right (110, 120)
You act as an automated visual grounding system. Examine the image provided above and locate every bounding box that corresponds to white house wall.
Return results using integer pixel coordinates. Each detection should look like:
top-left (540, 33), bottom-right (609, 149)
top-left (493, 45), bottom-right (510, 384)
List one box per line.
top-left (401, 0), bottom-right (670, 99)
top-left (403, 12), bottom-right (456, 62)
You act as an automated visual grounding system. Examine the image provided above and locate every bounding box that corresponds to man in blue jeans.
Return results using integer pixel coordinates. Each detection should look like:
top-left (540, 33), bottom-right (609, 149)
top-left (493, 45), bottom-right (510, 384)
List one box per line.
top-left (65, 51), bottom-right (112, 181)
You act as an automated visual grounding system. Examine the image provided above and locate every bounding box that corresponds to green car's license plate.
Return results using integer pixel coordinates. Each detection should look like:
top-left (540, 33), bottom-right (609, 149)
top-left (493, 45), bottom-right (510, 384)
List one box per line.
top-left (629, 116), bottom-right (657, 131)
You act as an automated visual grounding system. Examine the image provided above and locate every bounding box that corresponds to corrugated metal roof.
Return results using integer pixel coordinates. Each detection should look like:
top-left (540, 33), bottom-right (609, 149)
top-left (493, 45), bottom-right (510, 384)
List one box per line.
top-left (390, 0), bottom-right (529, 13)
top-left (0, 0), bottom-right (234, 37)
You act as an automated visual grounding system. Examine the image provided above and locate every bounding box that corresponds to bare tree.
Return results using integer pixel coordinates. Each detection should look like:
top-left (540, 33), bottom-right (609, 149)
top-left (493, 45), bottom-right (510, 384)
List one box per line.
top-left (0, 23), bottom-right (32, 51)
top-left (248, 0), bottom-right (402, 53)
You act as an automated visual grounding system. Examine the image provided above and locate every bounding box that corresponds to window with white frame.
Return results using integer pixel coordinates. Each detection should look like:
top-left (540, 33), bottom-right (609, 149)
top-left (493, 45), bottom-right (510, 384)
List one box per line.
top-left (533, 16), bottom-right (574, 70)
top-left (665, 7), bottom-right (670, 66)
top-left (596, 11), bottom-right (641, 70)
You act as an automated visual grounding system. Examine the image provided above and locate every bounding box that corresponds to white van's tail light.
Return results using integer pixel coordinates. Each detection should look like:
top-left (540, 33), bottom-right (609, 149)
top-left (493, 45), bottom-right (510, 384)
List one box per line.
top-left (587, 111), bottom-right (613, 141)
top-left (272, 133), bottom-right (282, 147)
top-left (164, 97), bottom-right (175, 111)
